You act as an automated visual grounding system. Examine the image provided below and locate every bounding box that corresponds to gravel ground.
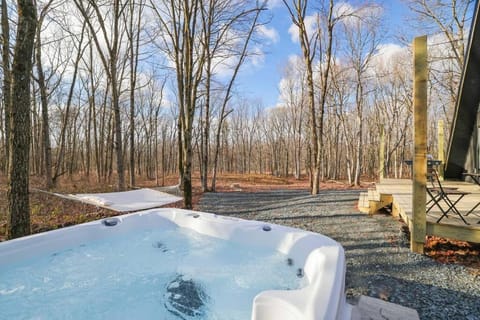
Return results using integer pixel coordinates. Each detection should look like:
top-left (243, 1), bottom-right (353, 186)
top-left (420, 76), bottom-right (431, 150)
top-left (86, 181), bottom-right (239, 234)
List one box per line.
top-left (197, 189), bottom-right (480, 320)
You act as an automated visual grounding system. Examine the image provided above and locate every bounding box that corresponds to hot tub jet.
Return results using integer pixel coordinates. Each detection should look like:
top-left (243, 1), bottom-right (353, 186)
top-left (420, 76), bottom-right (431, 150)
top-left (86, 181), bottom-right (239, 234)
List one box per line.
top-left (102, 218), bottom-right (120, 227)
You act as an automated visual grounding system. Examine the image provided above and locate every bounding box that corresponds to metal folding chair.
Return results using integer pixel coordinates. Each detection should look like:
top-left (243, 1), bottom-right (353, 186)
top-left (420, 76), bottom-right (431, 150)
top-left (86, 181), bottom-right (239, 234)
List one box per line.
top-left (426, 168), bottom-right (458, 212)
top-left (426, 169), bottom-right (480, 225)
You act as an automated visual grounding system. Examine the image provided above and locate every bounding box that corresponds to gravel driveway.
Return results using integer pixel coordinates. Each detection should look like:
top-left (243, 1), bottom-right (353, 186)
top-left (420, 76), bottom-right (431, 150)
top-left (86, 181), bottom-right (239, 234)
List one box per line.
top-left (197, 189), bottom-right (480, 320)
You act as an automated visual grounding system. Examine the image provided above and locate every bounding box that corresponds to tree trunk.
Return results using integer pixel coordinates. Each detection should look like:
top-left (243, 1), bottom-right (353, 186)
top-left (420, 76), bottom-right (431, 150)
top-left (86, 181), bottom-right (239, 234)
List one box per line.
top-left (129, 58), bottom-right (136, 187)
top-left (284, 0), bottom-right (318, 194)
top-left (35, 16), bottom-right (53, 189)
top-left (53, 22), bottom-right (86, 185)
top-left (201, 78), bottom-right (211, 192)
top-left (354, 80), bottom-right (364, 186)
top-left (182, 124), bottom-right (193, 208)
top-left (111, 68), bottom-right (125, 190)
top-left (127, 0), bottom-right (143, 187)
top-left (110, 0), bottom-right (125, 191)
top-left (177, 120), bottom-right (184, 189)
top-left (209, 4), bottom-right (263, 191)
top-left (1, 0), bottom-right (11, 174)
top-left (73, 0), bottom-right (126, 190)
top-left (86, 95), bottom-right (92, 177)
top-left (7, 0), bottom-right (37, 239)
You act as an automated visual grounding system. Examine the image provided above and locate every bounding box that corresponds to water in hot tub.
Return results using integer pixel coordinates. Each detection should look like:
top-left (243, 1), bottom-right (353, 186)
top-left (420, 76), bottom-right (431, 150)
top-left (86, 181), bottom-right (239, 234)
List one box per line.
top-left (0, 225), bottom-right (305, 319)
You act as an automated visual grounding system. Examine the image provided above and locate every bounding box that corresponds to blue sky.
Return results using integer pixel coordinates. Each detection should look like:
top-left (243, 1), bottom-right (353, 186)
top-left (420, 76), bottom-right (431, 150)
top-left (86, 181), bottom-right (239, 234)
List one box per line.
top-left (236, 0), bottom-right (411, 108)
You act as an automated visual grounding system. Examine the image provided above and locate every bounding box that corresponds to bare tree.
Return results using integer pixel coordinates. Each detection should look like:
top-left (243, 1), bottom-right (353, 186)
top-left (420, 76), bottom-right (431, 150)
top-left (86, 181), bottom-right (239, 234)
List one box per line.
top-left (404, 0), bottom-right (472, 67)
top-left (340, 3), bottom-right (382, 186)
top-left (209, 1), bottom-right (266, 191)
top-left (196, 0), bottom-right (266, 191)
top-left (372, 49), bottom-right (412, 178)
top-left (149, 0), bottom-right (205, 208)
top-left (0, 0), bottom-right (434, 201)
top-left (73, 0), bottom-right (128, 191)
top-left (52, 19), bottom-right (87, 185)
top-left (7, 0), bottom-right (37, 239)
top-left (34, 0), bottom-right (55, 189)
top-left (403, 0), bottom-right (474, 127)
top-left (125, 0), bottom-right (145, 187)
top-left (1, 0), bottom-right (11, 173)
top-left (283, 0), bottom-right (320, 192)
top-left (279, 56), bottom-right (307, 179)
top-left (283, 0), bottom-right (336, 193)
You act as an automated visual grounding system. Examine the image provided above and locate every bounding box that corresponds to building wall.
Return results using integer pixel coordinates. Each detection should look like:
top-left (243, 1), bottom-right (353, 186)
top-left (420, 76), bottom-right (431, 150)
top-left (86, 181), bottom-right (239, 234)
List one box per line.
top-left (463, 108), bottom-right (480, 176)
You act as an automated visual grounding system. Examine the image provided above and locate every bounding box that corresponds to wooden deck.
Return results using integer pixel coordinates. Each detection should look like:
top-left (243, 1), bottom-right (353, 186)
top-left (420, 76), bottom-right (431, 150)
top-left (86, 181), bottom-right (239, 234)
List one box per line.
top-left (373, 179), bottom-right (480, 243)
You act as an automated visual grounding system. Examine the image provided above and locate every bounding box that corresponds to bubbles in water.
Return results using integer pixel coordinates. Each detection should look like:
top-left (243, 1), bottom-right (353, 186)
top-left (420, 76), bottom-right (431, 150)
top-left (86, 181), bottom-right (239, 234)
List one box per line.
top-left (0, 226), bottom-right (303, 320)
top-left (151, 241), bottom-right (168, 252)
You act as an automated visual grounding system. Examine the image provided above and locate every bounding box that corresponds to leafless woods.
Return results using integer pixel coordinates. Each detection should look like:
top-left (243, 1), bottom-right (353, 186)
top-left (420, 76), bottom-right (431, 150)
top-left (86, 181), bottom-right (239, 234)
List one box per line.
top-left (0, 0), bottom-right (473, 201)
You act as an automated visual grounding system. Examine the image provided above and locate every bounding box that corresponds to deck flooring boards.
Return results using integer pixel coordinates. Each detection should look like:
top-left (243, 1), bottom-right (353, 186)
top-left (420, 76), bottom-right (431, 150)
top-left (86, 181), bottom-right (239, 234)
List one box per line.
top-left (375, 179), bottom-right (480, 242)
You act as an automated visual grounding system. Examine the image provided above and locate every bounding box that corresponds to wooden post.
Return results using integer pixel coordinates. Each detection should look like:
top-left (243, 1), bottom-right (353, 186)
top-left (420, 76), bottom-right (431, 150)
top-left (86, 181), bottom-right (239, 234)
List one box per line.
top-left (411, 35), bottom-right (428, 254)
top-left (438, 120), bottom-right (445, 180)
top-left (379, 125), bottom-right (385, 180)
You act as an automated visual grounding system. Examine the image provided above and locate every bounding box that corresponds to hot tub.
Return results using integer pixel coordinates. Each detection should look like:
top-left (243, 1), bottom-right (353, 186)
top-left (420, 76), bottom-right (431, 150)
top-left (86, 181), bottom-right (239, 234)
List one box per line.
top-left (0, 209), bottom-right (352, 319)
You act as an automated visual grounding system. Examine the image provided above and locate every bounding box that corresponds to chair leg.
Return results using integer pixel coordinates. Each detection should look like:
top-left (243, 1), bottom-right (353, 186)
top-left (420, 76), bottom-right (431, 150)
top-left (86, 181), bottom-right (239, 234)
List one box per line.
top-left (435, 194), bottom-right (469, 225)
top-left (464, 202), bottom-right (480, 217)
top-left (426, 193), bottom-right (442, 212)
top-left (434, 197), bottom-right (452, 224)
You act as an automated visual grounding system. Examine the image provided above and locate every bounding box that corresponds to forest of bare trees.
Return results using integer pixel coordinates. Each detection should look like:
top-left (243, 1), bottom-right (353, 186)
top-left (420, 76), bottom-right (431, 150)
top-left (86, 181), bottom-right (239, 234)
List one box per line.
top-left (0, 0), bottom-right (474, 213)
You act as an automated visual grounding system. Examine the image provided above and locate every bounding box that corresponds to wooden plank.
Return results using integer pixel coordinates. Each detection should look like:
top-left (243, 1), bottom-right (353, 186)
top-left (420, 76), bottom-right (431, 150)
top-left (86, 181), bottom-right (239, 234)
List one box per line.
top-left (372, 179), bottom-right (480, 244)
top-left (358, 192), bottom-right (370, 213)
top-left (427, 222), bottom-right (480, 243)
top-left (412, 35), bottom-right (428, 253)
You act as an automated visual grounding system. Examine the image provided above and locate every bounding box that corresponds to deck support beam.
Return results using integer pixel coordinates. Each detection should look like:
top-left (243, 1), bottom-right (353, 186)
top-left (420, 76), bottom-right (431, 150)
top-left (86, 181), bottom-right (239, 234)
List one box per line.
top-left (411, 35), bottom-right (428, 254)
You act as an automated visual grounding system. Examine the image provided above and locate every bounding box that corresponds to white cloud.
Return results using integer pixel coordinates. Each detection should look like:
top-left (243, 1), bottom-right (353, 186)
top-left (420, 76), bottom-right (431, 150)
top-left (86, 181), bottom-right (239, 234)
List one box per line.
top-left (373, 43), bottom-right (407, 68)
top-left (250, 46), bottom-right (266, 67)
top-left (257, 25), bottom-right (280, 43)
top-left (287, 23), bottom-right (297, 42)
top-left (287, 54), bottom-right (302, 66)
top-left (209, 44), bottom-right (265, 81)
top-left (333, 2), bottom-right (356, 18)
top-left (266, 0), bottom-right (283, 9)
top-left (366, 43), bottom-right (411, 83)
top-left (334, 2), bottom-right (383, 27)
top-left (276, 54), bottom-right (306, 106)
top-left (427, 33), bottom-right (463, 78)
top-left (288, 14), bottom-right (318, 43)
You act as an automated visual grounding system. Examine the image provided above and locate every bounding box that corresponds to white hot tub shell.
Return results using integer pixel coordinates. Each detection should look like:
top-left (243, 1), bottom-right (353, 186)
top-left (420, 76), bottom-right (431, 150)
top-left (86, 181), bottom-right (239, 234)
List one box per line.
top-left (0, 209), bottom-right (352, 320)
